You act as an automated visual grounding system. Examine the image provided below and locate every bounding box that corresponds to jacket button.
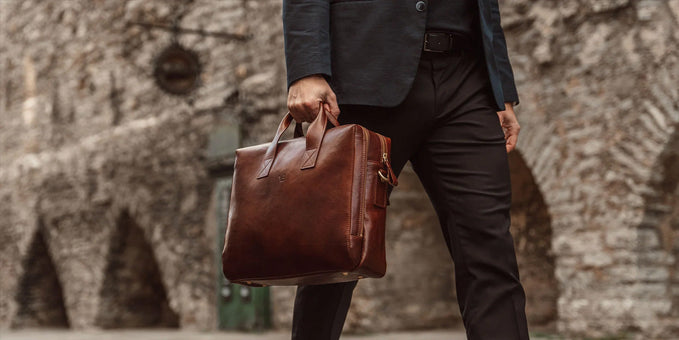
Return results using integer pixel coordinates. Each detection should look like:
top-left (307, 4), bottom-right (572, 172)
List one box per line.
top-left (415, 1), bottom-right (426, 12)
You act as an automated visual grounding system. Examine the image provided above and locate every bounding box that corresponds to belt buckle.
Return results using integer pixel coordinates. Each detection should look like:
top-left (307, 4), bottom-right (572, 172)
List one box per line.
top-left (423, 32), bottom-right (453, 53)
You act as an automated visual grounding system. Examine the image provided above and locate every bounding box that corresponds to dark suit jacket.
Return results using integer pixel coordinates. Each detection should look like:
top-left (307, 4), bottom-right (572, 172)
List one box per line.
top-left (283, 0), bottom-right (519, 111)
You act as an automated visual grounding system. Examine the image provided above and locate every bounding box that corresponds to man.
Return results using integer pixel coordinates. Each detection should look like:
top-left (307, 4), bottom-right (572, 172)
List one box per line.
top-left (282, 1), bottom-right (528, 339)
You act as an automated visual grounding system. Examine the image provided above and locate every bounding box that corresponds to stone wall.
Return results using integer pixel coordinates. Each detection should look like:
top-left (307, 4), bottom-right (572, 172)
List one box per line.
top-left (497, 0), bottom-right (679, 337)
top-left (1, 0), bottom-right (678, 338)
top-left (0, 0), bottom-right (288, 330)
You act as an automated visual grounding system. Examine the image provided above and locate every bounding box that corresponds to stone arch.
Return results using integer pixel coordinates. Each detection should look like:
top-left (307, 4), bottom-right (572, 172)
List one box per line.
top-left (508, 150), bottom-right (558, 331)
top-left (95, 209), bottom-right (179, 328)
top-left (639, 125), bottom-right (679, 337)
top-left (11, 224), bottom-right (70, 328)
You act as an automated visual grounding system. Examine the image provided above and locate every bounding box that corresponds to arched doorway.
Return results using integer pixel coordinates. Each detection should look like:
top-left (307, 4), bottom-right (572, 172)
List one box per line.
top-left (95, 210), bottom-right (179, 328)
top-left (639, 127), bottom-right (679, 337)
top-left (12, 227), bottom-right (70, 328)
top-left (508, 150), bottom-right (558, 331)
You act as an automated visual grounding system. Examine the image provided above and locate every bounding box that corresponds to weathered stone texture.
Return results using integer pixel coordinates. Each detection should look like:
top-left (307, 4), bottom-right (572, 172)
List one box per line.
top-left (0, 0), bottom-right (287, 331)
top-left (500, 0), bottom-right (679, 338)
top-left (1, 0), bottom-right (679, 338)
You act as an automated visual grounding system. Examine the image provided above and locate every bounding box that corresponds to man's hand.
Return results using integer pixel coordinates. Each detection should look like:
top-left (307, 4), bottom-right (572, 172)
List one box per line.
top-left (287, 74), bottom-right (341, 123)
top-left (497, 102), bottom-right (520, 153)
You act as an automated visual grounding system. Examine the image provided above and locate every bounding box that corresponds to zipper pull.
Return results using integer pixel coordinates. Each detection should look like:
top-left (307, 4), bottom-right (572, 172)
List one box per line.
top-left (377, 134), bottom-right (398, 187)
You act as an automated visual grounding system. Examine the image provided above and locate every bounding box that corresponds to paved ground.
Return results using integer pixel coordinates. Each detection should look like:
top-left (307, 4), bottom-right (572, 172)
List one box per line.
top-left (0, 329), bottom-right (468, 340)
top-left (0, 329), bottom-right (564, 340)
top-left (0, 329), bottom-right (560, 340)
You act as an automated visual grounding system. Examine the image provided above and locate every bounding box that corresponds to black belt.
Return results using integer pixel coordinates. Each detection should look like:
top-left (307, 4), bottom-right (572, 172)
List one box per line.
top-left (422, 30), bottom-right (475, 53)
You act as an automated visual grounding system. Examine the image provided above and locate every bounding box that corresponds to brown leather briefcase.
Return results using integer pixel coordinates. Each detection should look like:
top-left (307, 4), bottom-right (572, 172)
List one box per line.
top-left (221, 102), bottom-right (398, 286)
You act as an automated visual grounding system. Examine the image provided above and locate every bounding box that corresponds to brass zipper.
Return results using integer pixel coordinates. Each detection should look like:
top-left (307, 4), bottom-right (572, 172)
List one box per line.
top-left (377, 133), bottom-right (398, 187)
top-left (378, 133), bottom-right (388, 166)
top-left (355, 126), bottom-right (369, 237)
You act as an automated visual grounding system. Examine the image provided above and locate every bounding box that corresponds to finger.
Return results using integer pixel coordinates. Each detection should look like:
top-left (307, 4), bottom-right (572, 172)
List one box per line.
top-left (323, 102), bottom-right (331, 115)
top-left (294, 102), bottom-right (308, 123)
top-left (303, 100), bottom-right (319, 122)
top-left (497, 114), bottom-right (508, 138)
top-left (288, 102), bottom-right (301, 123)
top-left (327, 93), bottom-right (341, 121)
top-left (505, 133), bottom-right (518, 153)
top-left (298, 103), bottom-right (312, 123)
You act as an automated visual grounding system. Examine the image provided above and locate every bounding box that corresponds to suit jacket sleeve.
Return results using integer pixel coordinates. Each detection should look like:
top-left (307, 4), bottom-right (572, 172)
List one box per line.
top-left (282, 0), bottom-right (332, 91)
top-left (489, 0), bottom-right (519, 106)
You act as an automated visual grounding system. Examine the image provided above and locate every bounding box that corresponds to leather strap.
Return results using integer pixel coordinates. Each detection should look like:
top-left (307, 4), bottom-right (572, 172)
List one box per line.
top-left (257, 102), bottom-right (339, 179)
top-left (383, 159), bottom-right (399, 187)
top-left (423, 30), bottom-right (474, 53)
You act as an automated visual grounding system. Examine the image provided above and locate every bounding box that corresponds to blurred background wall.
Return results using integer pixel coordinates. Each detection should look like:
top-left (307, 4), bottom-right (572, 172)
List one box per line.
top-left (0, 0), bottom-right (677, 338)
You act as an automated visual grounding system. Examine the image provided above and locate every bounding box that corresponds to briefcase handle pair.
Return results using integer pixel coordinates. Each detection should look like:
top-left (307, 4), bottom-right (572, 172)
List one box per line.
top-left (257, 102), bottom-right (339, 179)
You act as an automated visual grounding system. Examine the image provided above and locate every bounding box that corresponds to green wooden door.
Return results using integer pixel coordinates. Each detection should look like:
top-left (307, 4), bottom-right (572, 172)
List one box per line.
top-left (215, 177), bottom-right (271, 330)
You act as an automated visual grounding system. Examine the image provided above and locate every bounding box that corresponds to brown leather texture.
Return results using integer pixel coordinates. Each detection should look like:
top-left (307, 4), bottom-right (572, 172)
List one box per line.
top-left (221, 103), bottom-right (397, 286)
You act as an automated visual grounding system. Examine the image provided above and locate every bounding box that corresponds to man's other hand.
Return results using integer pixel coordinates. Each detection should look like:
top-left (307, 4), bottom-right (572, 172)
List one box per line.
top-left (497, 102), bottom-right (520, 153)
top-left (287, 74), bottom-right (341, 123)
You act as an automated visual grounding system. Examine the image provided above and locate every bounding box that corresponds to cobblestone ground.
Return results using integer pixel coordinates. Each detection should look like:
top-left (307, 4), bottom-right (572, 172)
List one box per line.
top-left (0, 329), bottom-right (564, 340)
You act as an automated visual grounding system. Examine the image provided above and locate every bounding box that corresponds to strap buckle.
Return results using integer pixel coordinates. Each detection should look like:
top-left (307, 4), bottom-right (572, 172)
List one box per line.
top-left (423, 32), bottom-right (453, 52)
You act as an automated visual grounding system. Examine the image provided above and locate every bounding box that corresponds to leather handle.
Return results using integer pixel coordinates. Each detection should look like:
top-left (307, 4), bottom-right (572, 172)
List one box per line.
top-left (257, 102), bottom-right (339, 179)
top-left (294, 122), bottom-right (304, 138)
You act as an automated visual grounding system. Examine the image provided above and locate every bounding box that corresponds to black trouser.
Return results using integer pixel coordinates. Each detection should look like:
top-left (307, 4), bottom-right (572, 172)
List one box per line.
top-left (291, 35), bottom-right (530, 340)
